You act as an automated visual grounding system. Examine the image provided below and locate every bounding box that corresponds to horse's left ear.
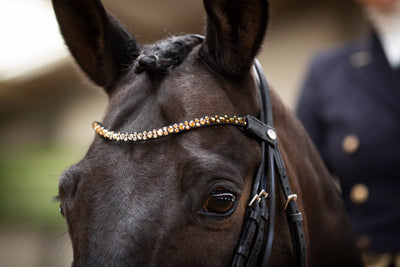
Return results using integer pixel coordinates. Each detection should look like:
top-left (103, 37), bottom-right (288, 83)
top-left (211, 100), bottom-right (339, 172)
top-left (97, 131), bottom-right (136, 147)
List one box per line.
top-left (52, 0), bottom-right (140, 93)
top-left (200, 0), bottom-right (269, 76)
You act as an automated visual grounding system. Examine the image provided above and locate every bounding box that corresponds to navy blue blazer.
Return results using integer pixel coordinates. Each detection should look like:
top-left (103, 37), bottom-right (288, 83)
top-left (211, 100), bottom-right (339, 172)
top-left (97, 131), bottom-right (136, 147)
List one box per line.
top-left (296, 34), bottom-right (400, 253)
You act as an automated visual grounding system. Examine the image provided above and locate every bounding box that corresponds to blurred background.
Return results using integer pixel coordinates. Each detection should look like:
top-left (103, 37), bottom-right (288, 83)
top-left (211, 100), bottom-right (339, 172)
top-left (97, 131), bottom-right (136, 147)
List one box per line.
top-left (0, 0), bottom-right (367, 266)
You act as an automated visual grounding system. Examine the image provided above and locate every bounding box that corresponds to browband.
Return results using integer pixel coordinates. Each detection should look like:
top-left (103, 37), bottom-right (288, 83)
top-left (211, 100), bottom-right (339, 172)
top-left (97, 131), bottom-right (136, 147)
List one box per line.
top-left (92, 115), bottom-right (277, 147)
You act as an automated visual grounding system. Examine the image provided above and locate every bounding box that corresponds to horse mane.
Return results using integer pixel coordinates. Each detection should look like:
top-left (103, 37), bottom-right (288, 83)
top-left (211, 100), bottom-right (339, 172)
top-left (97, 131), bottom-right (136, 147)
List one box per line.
top-left (133, 35), bottom-right (202, 75)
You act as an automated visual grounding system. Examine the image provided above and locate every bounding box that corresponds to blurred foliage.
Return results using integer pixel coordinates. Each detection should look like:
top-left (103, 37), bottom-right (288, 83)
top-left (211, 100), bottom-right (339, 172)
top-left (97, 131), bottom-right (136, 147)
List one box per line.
top-left (0, 144), bottom-right (85, 231)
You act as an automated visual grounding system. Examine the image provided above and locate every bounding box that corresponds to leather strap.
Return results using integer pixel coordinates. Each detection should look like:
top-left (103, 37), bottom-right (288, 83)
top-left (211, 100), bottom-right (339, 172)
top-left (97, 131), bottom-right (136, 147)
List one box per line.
top-left (231, 59), bottom-right (307, 267)
top-left (245, 116), bottom-right (276, 147)
top-left (255, 59), bottom-right (306, 267)
top-left (231, 60), bottom-right (274, 267)
top-left (274, 148), bottom-right (307, 267)
top-left (253, 59), bottom-right (276, 267)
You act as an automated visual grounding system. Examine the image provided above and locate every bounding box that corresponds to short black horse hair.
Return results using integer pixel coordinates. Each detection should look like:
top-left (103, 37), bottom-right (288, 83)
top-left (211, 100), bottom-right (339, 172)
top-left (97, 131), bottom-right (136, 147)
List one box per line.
top-left (133, 35), bottom-right (203, 75)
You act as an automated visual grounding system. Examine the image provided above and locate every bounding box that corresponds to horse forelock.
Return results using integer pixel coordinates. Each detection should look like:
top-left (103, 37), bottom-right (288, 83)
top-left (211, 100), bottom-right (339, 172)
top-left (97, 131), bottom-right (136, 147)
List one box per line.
top-left (132, 35), bottom-right (203, 75)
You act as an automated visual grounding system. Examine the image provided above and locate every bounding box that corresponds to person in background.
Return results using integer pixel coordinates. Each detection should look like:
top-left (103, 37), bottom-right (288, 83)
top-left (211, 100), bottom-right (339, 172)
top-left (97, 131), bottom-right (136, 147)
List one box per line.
top-left (296, 0), bottom-right (400, 266)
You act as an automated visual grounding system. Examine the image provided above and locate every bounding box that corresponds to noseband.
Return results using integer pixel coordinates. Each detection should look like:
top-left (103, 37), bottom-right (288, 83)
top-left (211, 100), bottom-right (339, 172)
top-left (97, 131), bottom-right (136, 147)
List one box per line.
top-left (92, 58), bottom-right (306, 266)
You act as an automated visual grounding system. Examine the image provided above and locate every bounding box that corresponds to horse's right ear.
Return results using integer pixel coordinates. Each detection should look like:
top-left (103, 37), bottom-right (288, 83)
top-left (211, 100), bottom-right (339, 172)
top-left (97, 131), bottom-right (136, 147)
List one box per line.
top-left (52, 0), bottom-right (140, 93)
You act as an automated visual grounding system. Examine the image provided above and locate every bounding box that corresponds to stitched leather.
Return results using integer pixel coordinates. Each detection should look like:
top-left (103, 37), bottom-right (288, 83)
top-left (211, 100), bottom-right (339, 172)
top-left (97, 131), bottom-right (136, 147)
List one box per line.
top-left (274, 148), bottom-right (307, 267)
top-left (245, 116), bottom-right (276, 147)
top-left (230, 59), bottom-right (307, 267)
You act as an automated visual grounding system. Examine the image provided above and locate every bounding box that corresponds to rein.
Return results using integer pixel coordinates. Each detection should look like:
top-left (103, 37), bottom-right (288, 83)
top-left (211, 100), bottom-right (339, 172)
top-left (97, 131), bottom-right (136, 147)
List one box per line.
top-left (91, 59), bottom-right (306, 267)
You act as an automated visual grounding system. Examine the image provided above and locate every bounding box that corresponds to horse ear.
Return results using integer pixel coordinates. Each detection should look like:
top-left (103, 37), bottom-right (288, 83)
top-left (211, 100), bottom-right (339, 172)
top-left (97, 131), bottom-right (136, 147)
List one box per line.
top-left (52, 0), bottom-right (140, 92)
top-left (200, 0), bottom-right (269, 76)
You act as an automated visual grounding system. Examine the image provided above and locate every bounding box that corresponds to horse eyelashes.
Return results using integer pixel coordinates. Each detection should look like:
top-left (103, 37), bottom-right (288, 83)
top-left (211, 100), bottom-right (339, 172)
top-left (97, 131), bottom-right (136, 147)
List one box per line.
top-left (203, 190), bottom-right (237, 214)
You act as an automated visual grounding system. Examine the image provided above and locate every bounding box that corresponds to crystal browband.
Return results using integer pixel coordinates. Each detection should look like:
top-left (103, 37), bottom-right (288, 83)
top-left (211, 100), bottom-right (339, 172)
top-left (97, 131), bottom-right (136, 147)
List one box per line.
top-left (92, 115), bottom-right (247, 142)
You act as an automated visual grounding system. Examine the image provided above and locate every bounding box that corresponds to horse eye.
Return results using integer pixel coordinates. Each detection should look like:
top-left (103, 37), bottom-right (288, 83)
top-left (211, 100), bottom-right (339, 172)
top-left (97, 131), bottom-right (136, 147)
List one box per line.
top-left (59, 205), bottom-right (65, 219)
top-left (203, 190), bottom-right (237, 214)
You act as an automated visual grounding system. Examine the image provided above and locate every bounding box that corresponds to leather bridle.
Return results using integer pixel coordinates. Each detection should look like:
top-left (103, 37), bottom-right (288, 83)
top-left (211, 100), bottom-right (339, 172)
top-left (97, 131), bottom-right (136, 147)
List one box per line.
top-left (92, 56), bottom-right (307, 266)
top-left (230, 59), bottom-right (307, 267)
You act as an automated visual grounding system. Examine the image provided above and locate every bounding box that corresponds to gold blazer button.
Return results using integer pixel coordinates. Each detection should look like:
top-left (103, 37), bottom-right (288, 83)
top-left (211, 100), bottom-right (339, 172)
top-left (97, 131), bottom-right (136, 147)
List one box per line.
top-left (342, 134), bottom-right (360, 154)
top-left (350, 183), bottom-right (369, 204)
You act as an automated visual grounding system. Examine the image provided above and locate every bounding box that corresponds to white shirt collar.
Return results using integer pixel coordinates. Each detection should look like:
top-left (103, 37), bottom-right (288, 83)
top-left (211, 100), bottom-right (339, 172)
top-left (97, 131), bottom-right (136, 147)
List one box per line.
top-left (365, 1), bottom-right (400, 69)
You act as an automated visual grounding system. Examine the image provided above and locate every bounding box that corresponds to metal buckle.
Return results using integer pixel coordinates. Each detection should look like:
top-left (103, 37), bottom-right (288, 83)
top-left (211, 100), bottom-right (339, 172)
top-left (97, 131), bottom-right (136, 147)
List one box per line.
top-left (248, 190), bottom-right (269, 206)
top-left (284, 194), bottom-right (298, 210)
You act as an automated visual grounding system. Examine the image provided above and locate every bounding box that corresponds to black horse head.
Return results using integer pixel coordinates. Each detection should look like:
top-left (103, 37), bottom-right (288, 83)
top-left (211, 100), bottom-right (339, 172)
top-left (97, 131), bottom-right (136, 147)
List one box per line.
top-left (55, 0), bottom-right (267, 265)
top-left (53, 0), bottom-right (363, 266)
